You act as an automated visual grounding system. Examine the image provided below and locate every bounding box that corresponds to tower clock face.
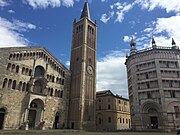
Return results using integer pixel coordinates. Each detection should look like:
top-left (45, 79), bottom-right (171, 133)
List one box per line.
top-left (87, 65), bottom-right (93, 75)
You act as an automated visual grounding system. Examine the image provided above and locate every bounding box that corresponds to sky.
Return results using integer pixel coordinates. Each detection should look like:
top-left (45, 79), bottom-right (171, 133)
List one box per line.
top-left (0, 0), bottom-right (180, 98)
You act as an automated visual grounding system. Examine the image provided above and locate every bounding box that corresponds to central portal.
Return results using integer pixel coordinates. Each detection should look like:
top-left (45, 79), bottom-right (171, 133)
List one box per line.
top-left (150, 116), bottom-right (158, 129)
top-left (28, 99), bottom-right (44, 129)
top-left (28, 110), bottom-right (36, 129)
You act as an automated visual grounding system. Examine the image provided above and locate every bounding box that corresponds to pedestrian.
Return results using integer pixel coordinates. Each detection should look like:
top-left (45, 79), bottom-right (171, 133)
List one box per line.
top-left (176, 126), bottom-right (180, 135)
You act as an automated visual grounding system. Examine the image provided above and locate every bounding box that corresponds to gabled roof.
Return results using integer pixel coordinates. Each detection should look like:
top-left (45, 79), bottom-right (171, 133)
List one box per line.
top-left (96, 90), bottom-right (129, 101)
top-left (0, 46), bottom-right (69, 72)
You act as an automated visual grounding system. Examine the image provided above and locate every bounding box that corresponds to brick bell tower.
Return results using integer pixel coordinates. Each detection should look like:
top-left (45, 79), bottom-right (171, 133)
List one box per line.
top-left (68, 2), bottom-right (97, 130)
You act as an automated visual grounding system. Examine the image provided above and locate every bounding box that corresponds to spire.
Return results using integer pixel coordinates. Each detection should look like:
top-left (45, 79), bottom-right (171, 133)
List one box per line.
top-left (130, 37), bottom-right (137, 55)
top-left (172, 38), bottom-right (176, 46)
top-left (80, 1), bottom-right (91, 20)
top-left (130, 37), bottom-right (135, 47)
top-left (152, 37), bottom-right (156, 45)
top-left (152, 36), bottom-right (156, 48)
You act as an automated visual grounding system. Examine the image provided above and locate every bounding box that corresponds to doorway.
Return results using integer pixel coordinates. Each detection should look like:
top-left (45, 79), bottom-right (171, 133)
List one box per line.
top-left (0, 108), bottom-right (5, 129)
top-left (54, 112), bottom-right (60, 129)
top-left (28, 110), bottom-right (36, 129)
top-left (150, 116), bottom-right (158, 129)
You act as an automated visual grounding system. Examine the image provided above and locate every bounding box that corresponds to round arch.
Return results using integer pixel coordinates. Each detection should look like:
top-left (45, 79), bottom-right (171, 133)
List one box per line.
top-left (0, 108), bottom-right (7, 129)
top-left (28, 99), bottom-right (44, 129)
top-left (34, 66), bottom-right (45, 78)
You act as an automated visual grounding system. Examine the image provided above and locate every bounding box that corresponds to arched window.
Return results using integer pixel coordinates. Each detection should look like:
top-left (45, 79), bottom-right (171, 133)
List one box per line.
top-left (16, 65), bottom-right (19, 73)
top-left (34, 66), bottom-right (45, 77)
top-left (7, 63), bottom-right (11, 71)
top-left (2, 78), bottom-right (8, 88)
top-left (9, 54), bottom-right (13, 59)
top-left (52, 76), bottom-right (55, 82)
top-left (25, 68), bottom-right (29, 75)
top-left (12, 80), bottom-right (16, 90)
top-left (26, 83), bottom-right (30, 91)
top-left (55, 89), bottom-right (58, 97)
top-left (56, 77), bottom-right (59, 83)
top-left (12, 64), bottom-right (15, 72)
top-left (22, 67), bottom-right (25, 74)
top-left (17, 53), bottom-right (19, 60)
top-left (60, 91), bottom-right (63, 98)
top-left (20, 54), bottom-right (22, 60)
top-left (22, 82), bottom-right (26, 91)
top-left (50, 88), bottom-right (53, 96)
top-left (58, 90), bottom-right (61, 97)
top-left (18, 81), bottom-right (22, 90)
top-left (62, 79), bottom-right (64, 85)
top-left (8, 79), bottom-right (12, 89)
top-left (62, 71), bottom-right (65, 77)
top-left (29, 69), bottom-right (32, 76)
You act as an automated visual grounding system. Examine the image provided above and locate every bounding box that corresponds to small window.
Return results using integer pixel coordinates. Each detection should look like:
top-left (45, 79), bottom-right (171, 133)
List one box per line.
top-left (12, 80), bottom-right (16, 89)
top-left (108, 117), bottom-right (111, 123)
top-left (174, 106), bottom-right (179, 118)
top-left (108, 104), bottom-right (111, 109)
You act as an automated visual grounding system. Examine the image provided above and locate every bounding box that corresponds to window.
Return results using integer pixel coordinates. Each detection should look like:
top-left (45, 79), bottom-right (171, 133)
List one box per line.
top-left (147, 91), bottom-right (151, 99)
top-left (22, 83), bottom-right (26, 91)
top-left (60, 91), bottom-right (63, 98)
top-left (2, 78), bottom-right (8, 88)
top-left (18, 82), bottom-right (22, 90)
top-left (34, 66), bottom-right (45, 77)
top-left (174, 106), bottom-right (179, 118)
top-left (108, 104), bottom-right (111, 109)
top-left (108, 117), bottom-right (111, 123)
top-left (123, 118), bottom-right (124, 123)
top-left (12, 80), bottom-right (16, 89)
top-left (50, 88), bottom-right (53, 96)
top-left (22, 67), bottom-right (25, 74)
top-left (120, 118), bottom-right (122, 123)
top-left (99, 118), bottom-right (102, 124)
top-left (99, 105), bottom-right (101, 110)
top-left (170, 91), bottom-right (176, 98)
top-left (7, 63), bottom-right (11, 71)
top-left (8, 79), bottom-right (12, 89)
top-left (16, 66), bottom-right (19, 73)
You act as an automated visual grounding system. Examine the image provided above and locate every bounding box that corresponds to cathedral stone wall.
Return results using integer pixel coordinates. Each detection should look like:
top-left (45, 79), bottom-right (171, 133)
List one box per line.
top-left (0, 47), bottom-right (70, 130)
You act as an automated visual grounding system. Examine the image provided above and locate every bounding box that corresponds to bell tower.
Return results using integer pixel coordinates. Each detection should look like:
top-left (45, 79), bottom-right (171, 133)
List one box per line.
top-left (68, 2), bottom-right (97, 130)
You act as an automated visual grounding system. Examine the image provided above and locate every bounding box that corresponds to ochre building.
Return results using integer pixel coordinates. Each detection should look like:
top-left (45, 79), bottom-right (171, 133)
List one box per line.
top-left (125, 38), bottom-right (180, 131)
top-left (96, 90), bottom-right (131, 131)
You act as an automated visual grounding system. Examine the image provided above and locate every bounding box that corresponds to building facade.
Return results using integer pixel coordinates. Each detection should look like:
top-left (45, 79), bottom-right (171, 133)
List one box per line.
top-left (0, 47), bottom-right (70, 130)
top-left (125, 38), bottom-right (180, 131)
top-left (68, 2), bottom-right (97, 130)
top-left (96, 90), bottom-right (131, 131)
top-left (0, 2), bottom-right (97, 130)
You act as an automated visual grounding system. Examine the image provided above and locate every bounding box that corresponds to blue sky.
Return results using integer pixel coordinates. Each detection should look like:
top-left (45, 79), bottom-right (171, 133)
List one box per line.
top-left (0, 0), bottom-right (180, 98)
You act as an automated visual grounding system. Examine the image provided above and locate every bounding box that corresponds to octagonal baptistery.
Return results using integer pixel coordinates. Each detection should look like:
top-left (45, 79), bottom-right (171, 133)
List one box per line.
top-left (125, 38), bottom-right (180, 132)
top-left (0, 46), bottom-right (70, 130)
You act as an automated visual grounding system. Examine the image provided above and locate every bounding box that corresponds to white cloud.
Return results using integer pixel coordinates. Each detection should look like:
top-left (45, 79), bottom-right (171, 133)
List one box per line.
top-left (101, 0), bottom-right (180, 23)
top-left (97, 51), bottom-right (128, 98)
top-left (136, 0), bottom-right (180, 13)
top-left (123, 36), bottom-right (131, 43)
top-left (134, 15), bottom-right (180, 49)
top-left (23, 0), bottom-right (77, 9)
top-left (0, 17), bottom-right (36, 47)
top-left (8, 10), bottom-right (15, 13)
top-left (100, 11), bottom-right (114, 24)
top-left (65, 61), bottom-right (70, 66)
top-left (0, 0), bottom-right (8, 7)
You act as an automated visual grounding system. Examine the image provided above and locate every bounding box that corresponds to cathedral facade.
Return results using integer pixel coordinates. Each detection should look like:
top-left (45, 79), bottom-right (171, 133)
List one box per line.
top-left (125, 38), bottom-right (180, 131)
top-left (0, 2), bottom-right (96, 130)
